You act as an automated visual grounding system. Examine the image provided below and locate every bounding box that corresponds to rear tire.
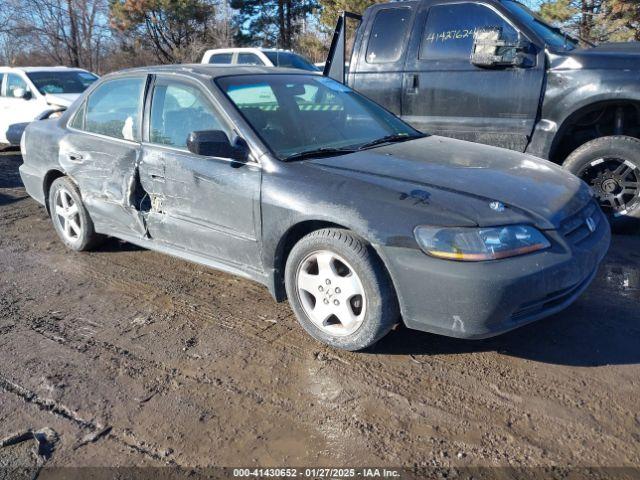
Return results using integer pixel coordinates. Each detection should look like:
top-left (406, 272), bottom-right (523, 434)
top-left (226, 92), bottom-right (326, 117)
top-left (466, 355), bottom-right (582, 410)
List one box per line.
top-left (285, 228), bottom-right (399, 351)
top-left (563, 136), bottom-right (640, 230)
top-left (48, 177), bottom-right (105, 251)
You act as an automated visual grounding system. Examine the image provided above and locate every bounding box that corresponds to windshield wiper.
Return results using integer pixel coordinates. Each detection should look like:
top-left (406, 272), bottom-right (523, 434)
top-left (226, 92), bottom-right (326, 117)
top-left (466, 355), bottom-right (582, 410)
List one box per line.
top-left (283, 147), bottom-right (356, 162)
top-left (357, 133), bottom-right (423, 150)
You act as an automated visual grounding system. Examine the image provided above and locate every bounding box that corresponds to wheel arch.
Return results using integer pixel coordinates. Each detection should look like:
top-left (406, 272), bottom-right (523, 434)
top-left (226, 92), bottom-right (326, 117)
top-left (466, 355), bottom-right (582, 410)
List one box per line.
top-left (271, 220), bottom-right (392, 302)
top-left (548, 99), bottom-right (640, 164)
top-left (42, 169), bottom-right (67, 214)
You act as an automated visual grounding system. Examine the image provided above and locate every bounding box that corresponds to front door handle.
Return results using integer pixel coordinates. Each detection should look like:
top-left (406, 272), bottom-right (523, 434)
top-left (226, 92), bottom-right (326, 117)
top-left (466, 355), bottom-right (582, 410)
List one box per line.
top-left (405, 74), bottom-right (419, 95)
top-left (68, 152), bottom-right (84, 162)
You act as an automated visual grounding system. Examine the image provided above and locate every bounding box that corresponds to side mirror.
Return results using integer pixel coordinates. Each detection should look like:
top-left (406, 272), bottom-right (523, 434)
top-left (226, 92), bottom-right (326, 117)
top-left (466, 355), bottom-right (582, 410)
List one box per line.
top-left (13, 87), bottom-right (32, 100)
top-left (186, 130), bottom-right (249, 162)
top-left (471, 27), bottom-right (533, 68)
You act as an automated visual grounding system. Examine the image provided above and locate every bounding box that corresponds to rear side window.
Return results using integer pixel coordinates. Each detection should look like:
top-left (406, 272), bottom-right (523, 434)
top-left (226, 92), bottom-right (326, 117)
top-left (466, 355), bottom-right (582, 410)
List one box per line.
top-left (83, 77), bottom-right (146, 141)
top-left (209, 53), bottom-right (233, 64)
top-left (237, 53), bottom-right (264, 65)
top-left (420, 3), bottom-right (518, 60)
top-left (365, 8), bottom-right (412, 64)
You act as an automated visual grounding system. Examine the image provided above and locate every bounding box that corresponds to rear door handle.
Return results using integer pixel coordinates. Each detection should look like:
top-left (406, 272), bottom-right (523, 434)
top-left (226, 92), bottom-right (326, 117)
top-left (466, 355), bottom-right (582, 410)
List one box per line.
top-left (405, 74), bottom-right (419, 95)
top-left (151, 173), bottom-right (165, 182)
top-left (68, 152), bottom-right (84, 162)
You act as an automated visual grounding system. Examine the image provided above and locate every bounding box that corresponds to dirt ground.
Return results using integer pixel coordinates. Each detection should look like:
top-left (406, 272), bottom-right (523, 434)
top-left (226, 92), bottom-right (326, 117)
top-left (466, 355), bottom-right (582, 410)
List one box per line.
top-left (1, 150), bottom-right (639, 474)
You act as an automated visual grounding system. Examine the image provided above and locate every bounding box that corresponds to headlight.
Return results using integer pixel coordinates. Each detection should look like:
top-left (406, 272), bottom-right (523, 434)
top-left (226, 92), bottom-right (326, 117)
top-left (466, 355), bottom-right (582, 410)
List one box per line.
top-left (414, 225), bottom-right (550, 261)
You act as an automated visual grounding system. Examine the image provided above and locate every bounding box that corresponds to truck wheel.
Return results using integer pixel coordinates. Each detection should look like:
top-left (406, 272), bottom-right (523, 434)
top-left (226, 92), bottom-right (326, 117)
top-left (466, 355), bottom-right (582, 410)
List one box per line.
top-left (563, 136), bottom-right (640, 226)
top-left (48, 177), bottom-right (105, 251)
top-left (285, 228), bottom-right (399, 351)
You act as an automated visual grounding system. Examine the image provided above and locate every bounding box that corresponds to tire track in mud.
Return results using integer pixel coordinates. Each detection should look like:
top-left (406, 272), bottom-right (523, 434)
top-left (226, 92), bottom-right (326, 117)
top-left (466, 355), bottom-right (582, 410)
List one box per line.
top-left (0, 375), bottom-right (175, 464)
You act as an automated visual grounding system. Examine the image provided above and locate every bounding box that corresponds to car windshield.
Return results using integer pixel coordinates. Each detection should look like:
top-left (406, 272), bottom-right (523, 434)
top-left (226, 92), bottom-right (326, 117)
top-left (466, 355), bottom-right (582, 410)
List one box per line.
top-left (502, 1), bottom-right (579, 50)
top-left (264, 52), bottom-right (319, 71)
top-left (217, 74), bottom-right (423, 160)
top-left (26, 70), bottom-right (98, 95)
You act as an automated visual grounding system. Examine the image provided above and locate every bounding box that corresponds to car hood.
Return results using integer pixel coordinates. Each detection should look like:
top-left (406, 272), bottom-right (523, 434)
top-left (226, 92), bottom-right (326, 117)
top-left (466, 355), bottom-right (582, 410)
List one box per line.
top-left (306, 136), bottom-right (592, 230)
top-left (44, 93), bottom-right (81, 108)
top-left (549, 43), bottom-right (640, 70)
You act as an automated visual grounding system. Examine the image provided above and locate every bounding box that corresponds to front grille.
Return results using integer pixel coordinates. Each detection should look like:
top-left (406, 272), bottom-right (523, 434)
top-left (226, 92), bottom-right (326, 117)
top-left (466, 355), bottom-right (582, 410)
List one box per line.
top-left (559, 200), bottom-right (603, 245)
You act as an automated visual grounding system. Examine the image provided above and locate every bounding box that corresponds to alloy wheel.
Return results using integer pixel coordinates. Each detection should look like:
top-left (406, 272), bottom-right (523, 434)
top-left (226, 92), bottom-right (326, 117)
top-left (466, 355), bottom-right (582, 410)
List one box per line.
top-left (578, 157), bottom-right (640, 216)
top-left (295, 250), bottom-right (366, 336)
top-left (54, 187), bottom-right (82, 243)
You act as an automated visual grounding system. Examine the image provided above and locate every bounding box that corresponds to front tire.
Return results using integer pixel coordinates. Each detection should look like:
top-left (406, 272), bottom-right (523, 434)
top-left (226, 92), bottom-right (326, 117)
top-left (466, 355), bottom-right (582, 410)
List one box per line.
top-left (48, 177), bottom-right (104, 251)
top-left (285, 228), bottom-right (399, 351)
top-left (563, 136), bottom-right (640, 226)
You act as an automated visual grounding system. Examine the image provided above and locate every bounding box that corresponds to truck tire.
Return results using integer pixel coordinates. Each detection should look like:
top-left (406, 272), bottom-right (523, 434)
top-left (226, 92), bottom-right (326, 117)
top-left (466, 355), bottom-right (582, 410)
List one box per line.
top-left (285, 228), bottom-right (399, 351)
top-left (48, 176), bottom-right (105, 251)
top-left (563, 136), bottom-right (640, 226)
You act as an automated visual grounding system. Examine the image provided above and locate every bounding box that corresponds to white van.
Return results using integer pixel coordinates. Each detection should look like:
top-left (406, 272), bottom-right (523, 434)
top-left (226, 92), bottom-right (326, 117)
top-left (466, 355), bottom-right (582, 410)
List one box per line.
top-left (0, 66), bottom-right (98, 146)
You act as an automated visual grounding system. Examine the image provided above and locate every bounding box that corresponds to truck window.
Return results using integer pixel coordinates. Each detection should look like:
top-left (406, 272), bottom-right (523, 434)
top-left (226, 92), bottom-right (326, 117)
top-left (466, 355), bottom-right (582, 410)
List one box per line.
top-left (365, 8), bottom-right (412, 64)
top-left (420, 3), bottom-right (518, 61)
top-left (209, 53), bottom-right (233, 64)
top-left (237, 53), bottom-right (264, 65)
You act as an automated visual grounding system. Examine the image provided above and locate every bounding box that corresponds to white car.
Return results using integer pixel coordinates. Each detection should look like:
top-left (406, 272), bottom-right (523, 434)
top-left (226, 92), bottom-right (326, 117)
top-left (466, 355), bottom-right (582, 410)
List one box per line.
top-left (201, 48), bottom-right (319, 72)
top-left (0, 66), bottom-right (98, 146)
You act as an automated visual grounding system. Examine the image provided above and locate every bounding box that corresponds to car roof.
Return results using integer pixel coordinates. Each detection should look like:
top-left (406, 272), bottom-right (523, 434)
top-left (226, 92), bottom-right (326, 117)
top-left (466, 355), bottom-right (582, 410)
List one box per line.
top-left (203, 47), bottom-right (295, 54)
top-left (0, 66), bottom-right (90, 73)
top-left (109, 64), bottom-right (313, 80)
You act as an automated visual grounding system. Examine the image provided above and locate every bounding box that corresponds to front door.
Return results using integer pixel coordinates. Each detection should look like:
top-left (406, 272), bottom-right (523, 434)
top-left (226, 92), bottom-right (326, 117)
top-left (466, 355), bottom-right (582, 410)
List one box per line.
top-left (140, 76), bottom-right (262, 271)
top-left (401, 1), bottom-right (545, 152)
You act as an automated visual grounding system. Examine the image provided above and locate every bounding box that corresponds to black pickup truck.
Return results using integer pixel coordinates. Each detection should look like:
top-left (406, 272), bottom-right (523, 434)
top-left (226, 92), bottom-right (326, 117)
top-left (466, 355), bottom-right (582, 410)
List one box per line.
top-left (324, 0), bottom-right (640, 223)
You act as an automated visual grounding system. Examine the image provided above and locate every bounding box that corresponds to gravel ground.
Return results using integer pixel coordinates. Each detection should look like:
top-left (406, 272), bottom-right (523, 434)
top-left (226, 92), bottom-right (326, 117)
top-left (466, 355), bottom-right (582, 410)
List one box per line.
top-left (1, 150), bottom-right (639, 474)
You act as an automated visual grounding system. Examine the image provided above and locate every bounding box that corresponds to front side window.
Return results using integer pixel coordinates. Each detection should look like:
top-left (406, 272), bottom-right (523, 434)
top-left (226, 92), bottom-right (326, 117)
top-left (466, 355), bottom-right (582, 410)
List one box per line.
top-left (420, 4), bottom-right (518, 61)
top-left (6, 74), bottom-right (29, 97)
top-left (365, 8), bottom-right (412, 64)
top-left (26, 71), bottom-right (97, 95)
top-left (83, 77), bottom-right (146, 141)
top-left (150, 80), bottom-right (225, 148)
top-left (218, 74), bottom-right (421, 160)
top-left (209, 53), bottom-right (233, 64)
top-left (237, 53), bottom-right (264, 65)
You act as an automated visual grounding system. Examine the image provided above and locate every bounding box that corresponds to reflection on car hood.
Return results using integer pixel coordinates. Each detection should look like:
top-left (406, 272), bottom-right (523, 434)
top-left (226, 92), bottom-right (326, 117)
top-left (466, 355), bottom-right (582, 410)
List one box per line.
top-left (307, 136), bottom-right (592, 229)
top-left (549, 43), bottom-right (640, 70)
top-left (44, 93), bottom-right (81, 108)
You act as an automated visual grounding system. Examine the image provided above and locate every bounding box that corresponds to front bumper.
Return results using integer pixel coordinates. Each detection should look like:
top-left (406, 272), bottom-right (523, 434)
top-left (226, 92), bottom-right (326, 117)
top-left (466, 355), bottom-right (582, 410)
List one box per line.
top-left (379, 206), bottom-right (611, 339)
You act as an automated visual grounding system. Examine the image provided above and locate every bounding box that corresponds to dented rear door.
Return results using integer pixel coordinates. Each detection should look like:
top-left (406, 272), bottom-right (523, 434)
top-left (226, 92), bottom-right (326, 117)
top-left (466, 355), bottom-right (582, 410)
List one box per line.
top-left (61, 75), bottom-right (149, 237)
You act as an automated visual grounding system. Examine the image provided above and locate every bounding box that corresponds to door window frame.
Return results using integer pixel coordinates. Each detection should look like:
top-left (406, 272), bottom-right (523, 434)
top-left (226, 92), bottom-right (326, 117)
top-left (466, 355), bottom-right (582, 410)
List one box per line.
top-left (405, 0), bottom-right (539, 71)
top-left (142, 74), bottom-right (261, 165)
top-left (67, 73), bottom-right (150, 144)
top-left (355, 4), bottom-right (417, 73)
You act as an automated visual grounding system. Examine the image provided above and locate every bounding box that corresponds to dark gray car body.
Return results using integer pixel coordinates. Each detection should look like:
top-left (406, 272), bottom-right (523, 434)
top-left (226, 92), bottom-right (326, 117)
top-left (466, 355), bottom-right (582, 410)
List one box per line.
top-left (19, 65), bottom-right (610, 339)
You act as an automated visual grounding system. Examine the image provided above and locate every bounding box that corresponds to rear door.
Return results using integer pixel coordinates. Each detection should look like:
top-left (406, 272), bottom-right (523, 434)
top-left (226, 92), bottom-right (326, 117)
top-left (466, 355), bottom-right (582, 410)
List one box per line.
top-left (401, 1), bottom-right (545, 151)
top-left (62, 75), bottom-right (149, 236)
top-left (350, 4), bottom-right (417, 116)
top-left (140, 75), bottom-right (262, 269)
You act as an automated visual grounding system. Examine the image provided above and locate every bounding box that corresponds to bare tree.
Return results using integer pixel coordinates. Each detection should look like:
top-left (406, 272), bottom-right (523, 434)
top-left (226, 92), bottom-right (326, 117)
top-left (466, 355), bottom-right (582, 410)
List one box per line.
top-left (0, 0), bottom-right (109, 71)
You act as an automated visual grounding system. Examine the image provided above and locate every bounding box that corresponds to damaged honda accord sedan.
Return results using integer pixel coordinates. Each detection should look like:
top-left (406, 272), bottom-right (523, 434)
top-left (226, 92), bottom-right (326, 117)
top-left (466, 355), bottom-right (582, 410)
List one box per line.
top-left (19, 65), bottom-right (610, 350)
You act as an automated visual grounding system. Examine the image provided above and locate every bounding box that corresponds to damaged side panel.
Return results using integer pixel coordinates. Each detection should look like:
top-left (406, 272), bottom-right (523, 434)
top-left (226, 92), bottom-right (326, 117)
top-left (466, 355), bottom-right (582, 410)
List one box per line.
top-left (138, 146), bottom-right (263, 274)
top-left (59, 132), bottom-right (148, 238)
